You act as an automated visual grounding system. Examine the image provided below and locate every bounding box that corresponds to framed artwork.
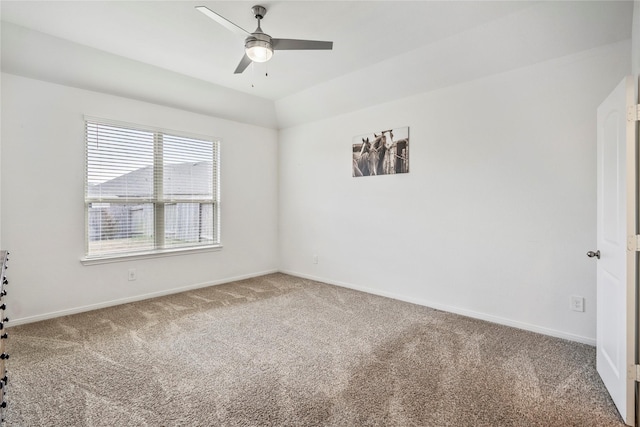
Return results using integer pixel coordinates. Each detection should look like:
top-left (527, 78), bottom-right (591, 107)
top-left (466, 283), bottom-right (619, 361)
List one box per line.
top-left (352, 126), bottom-right (409, 177)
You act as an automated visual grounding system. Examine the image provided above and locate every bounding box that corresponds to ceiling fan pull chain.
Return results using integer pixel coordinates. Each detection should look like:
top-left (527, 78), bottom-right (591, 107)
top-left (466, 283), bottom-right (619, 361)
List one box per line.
top-left (251, 61), bottom-right (255, 87)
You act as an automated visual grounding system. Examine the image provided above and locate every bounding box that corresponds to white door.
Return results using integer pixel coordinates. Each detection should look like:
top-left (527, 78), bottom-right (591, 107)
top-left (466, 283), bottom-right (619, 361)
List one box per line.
top-left (596, 75), bottom-right (637, 426)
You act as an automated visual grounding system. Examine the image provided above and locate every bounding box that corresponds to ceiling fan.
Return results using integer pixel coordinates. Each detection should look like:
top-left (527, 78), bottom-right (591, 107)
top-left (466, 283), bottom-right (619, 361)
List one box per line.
top-left (196, 4), bottom-right (333, 74)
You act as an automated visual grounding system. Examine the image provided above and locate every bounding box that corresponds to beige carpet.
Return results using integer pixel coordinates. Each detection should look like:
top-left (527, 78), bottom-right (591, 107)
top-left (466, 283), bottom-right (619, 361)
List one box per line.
top-left (5, 273), bottom-right (625, 426)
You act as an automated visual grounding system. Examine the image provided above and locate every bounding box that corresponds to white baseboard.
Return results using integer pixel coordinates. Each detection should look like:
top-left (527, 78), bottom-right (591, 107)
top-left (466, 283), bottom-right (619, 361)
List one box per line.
top-left (8, 269), bottom-right (279, 327)
top-left (10, 268), bottom-right (597, 346)
top-left (279, 269), bottom-right (596, 346)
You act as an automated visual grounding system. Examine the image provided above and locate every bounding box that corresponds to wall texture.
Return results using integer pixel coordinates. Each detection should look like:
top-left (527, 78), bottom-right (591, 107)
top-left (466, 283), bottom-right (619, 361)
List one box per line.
top-left (278, 40), bottom-right (630, 344)
top-left (1, 73), bottom-right (279, 324)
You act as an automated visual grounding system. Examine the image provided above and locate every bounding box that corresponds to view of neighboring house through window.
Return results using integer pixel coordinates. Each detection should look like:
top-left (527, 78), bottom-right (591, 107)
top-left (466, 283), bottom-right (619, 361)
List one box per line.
top-left (85, 118), bottom-right (220, 258)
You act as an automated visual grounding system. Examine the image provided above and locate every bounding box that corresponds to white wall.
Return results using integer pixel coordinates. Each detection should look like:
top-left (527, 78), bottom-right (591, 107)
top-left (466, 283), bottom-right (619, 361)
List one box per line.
top-left (1, 73), bottom-right (279, 324)
top-left (278, 40), bottom-right (631, 344)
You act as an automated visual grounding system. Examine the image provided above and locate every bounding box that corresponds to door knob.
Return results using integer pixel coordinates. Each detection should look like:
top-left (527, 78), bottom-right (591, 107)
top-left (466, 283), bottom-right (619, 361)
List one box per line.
top-left (587, 250), bottom-right (601, 259)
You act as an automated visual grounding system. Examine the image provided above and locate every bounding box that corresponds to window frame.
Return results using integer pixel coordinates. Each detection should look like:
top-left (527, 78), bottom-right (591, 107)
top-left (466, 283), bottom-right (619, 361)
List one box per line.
top-left (81, 116), bottom-right (221, 265)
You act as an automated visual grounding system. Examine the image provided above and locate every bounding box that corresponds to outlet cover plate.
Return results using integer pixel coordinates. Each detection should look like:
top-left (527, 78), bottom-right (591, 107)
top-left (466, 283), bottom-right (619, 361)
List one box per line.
top-left (570, 295), bottom-right (584, 312)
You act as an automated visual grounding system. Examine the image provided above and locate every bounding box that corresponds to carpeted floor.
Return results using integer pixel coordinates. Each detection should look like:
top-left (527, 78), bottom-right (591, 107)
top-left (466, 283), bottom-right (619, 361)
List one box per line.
top-left (5, 273), bottom-right (625, 426)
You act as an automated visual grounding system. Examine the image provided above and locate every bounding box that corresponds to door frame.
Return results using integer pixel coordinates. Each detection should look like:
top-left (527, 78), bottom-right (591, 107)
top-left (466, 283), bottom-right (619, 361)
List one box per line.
top-left (625, 74), bottom-right (638, 426)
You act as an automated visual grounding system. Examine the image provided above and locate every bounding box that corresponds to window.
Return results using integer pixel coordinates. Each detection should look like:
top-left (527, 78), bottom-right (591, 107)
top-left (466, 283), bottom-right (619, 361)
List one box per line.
top-left (84, 118), bottom-right (220, 259)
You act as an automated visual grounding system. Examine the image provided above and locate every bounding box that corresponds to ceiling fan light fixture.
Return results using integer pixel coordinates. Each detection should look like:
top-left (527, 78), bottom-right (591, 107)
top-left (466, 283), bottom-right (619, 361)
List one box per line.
top-left (245, 39), bottom-right (273, 63)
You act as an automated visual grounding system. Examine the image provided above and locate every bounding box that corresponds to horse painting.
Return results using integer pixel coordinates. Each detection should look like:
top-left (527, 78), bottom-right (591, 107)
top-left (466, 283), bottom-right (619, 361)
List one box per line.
top-left (353, 132), bottom-right (387, 176)
top-left (381, 130), bottom-right (397, 174)
top-left (352, 127), bottom-right (409, 177)
top-left (353, 137), bottom-right (373, 176)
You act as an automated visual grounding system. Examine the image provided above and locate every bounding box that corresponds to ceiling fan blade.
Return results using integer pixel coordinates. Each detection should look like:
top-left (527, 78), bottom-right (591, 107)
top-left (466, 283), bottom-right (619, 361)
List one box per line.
top-left (234, 53), bottom-right (252, 74)
top-left (272, 39), bottom-right (333, 50)
top-left (195, 6), bottom-right (250, 37)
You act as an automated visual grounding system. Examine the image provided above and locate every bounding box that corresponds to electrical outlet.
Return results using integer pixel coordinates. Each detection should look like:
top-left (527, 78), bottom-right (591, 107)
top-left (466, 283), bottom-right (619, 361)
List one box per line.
top-left (313, 255), bottom-right (318, 264)
top-left (128, 268), bottom-right (137, 281)
top-left (570, 295), bottom-right (584, 312)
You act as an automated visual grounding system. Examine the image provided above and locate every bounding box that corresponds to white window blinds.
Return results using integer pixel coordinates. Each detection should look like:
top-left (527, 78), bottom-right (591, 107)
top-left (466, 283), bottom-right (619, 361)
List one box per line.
top-left (85, 118), bottom-right (220, 258)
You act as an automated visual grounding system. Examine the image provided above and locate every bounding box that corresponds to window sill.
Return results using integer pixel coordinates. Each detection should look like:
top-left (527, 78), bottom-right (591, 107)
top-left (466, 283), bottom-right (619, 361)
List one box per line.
top-left (80, 245), bottom-right (223, 265)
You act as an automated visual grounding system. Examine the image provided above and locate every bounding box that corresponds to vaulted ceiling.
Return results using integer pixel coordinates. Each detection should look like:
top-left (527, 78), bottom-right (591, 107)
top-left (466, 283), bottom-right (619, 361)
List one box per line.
top-left (1, 1), bottom-right (634, 128)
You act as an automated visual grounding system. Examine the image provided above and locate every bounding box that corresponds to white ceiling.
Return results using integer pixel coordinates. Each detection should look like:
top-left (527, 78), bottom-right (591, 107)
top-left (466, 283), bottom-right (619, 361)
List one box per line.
top-left (0, 1), bottom-right (634, 128)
